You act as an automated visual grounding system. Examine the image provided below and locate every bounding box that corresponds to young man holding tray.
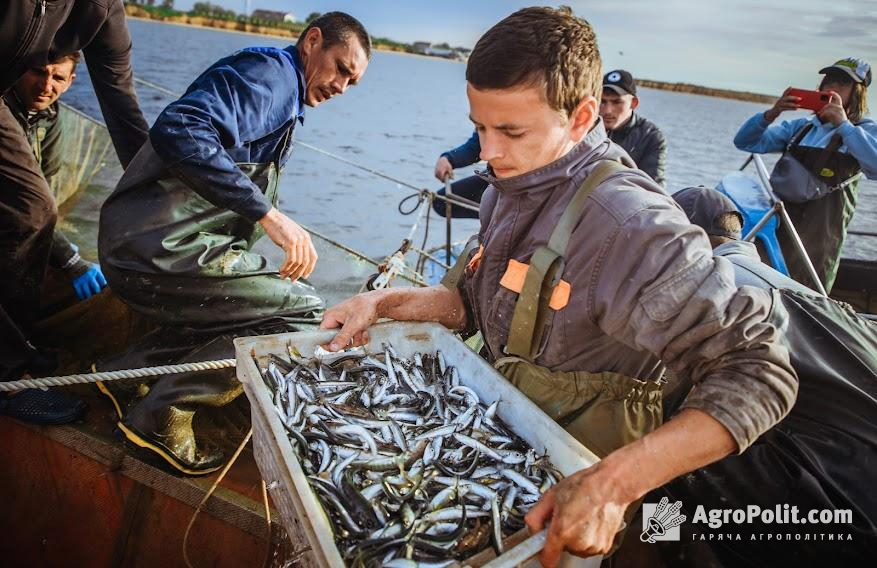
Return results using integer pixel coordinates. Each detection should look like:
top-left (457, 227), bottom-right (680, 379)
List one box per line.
top-left (322, 6), bottom-right (871, 565)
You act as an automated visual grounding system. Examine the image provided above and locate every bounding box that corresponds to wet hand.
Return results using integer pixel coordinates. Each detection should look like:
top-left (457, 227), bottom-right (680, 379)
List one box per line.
top-left (320, 292), bottom-right (384, 351)
top-left (764, 88), bottom-right (801, 122)
top-left (258, 207), bottom-right (318, 281)
top-left (817, 91), bottom-right (848, 127)
top-left (434, 156), bottom-right (454, 182)
top-left (525, 462), bottom-right (631, 567)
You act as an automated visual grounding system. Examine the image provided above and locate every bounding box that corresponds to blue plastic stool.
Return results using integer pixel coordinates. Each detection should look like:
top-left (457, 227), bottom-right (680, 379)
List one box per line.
top-left (716, 171), bottom-right (789, 275)
top-left (422, 244), bottom-right (462, 286)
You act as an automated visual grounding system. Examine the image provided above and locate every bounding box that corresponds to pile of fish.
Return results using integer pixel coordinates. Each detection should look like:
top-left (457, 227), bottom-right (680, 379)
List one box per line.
top-left (256, 345), bottom-right (562, 567)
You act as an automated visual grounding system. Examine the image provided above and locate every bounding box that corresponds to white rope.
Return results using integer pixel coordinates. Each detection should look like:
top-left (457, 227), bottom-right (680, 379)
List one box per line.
top-left (0, 359), bottom-right (236, 392)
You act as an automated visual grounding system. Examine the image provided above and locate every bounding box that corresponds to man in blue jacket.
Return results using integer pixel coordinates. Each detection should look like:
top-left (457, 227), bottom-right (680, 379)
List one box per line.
top-left (432, 131), bottom-right (487, 219)
top-left (97, 12), bottom-right (370, 474)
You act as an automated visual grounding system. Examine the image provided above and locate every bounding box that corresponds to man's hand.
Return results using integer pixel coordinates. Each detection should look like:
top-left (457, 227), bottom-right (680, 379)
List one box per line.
top-left (764, 88), bottom-right (801, 123)
top-left (434, 155), bottom-right (454, 182)
top-left (258, 207), bottom-right (318, 281)
top-left (817, 91), bottom-right (848, 127)
top-left (524, 409), bottom-right (737, 566)
top-left (525, 461), bottom-right (632, 567)
top-left (320, 285), bottom-right (468, 351)
top-left (320, 291), bottom-right (385, 350)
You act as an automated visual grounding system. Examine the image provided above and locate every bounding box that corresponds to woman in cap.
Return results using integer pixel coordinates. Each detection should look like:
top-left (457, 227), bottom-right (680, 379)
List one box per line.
top-left (733, 57), bottom-right (876, 292)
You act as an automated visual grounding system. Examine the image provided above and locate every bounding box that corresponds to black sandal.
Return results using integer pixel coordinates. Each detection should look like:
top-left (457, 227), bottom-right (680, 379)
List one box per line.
top-left (0, 388), bottom-right (87, 425)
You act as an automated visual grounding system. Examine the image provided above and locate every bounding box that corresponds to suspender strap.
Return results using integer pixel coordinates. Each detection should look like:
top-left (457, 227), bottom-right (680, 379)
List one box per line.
top-left (505, 245), bottom-right (564, 359)
top-left (505, 160), bottom-right (624, 359)
top-left (789, 123), bottom-right (858, 188)
top-left (274, 124), bottom-right (295, 167)
top-left (441, 236), bottom-right (481, 290)
top-left (788, 123), bottom-right (814, 149)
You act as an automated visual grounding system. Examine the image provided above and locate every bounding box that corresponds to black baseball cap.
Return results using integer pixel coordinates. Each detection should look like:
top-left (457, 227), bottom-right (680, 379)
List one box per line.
top-left (603, 69), bottom-right (637, 96)
top-left (672, 186), bottom-right (743, 239)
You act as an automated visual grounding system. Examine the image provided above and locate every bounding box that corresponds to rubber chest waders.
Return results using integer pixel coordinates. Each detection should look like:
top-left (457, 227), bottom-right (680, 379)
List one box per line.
top-left (101, 127), bottom-right (323, 330)
top-left (449, 161), bottom-right (664, 552)
top-left (770, 123), bottom-right (863, 292)
top-left (97, 126), bottom-right (322, 474)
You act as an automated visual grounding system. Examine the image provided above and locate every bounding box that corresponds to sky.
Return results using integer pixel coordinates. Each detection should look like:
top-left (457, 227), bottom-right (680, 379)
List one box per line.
top-left (168, 0), bottom-right (877, 94)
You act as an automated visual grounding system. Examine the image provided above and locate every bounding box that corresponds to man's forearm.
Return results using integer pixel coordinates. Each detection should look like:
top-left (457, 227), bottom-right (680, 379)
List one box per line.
top-left (376, 285), bottom-right (467, 330)
top-left (84, 0), bottom-right (149, 168)
top-left (49, 231), bottom-right (81, 271)
top-left (86, 55), bottom-right (148, 168)
top-left (322, 285), bottom-right (468, 351)
top-left (602, 408), bottom-right (737, 503)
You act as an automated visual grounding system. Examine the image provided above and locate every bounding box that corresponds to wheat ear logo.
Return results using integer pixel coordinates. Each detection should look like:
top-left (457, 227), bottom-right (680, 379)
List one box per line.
top-left (641, 497), bottom-right (686, 543)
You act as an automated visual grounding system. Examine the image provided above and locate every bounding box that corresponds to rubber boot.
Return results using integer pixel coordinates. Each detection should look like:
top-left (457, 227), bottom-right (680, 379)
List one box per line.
top-left (120, 332), bottom-right (243, 475)
top-left (101, 320), bottom-right (300, 476)
top-left (96, 326), bottom-right (210, 420)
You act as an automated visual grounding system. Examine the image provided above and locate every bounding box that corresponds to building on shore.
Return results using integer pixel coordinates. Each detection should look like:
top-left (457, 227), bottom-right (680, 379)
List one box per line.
top-left (250, 9), bottom-right (296, 23)
top-left (411, 41), bottom-right (469, 61)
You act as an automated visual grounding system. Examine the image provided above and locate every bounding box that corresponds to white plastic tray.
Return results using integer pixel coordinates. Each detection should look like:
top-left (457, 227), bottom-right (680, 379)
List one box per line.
top-left (235, 321), bottom-right (601, 568)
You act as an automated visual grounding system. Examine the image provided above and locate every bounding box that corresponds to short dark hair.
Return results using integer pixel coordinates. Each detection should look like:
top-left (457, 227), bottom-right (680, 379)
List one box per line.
top-left (297, 11), bottom-right (371, 59)
top-left (51, 51), bottom-right (81, 72)
top-left (466, 6), bottom-right (602, 116)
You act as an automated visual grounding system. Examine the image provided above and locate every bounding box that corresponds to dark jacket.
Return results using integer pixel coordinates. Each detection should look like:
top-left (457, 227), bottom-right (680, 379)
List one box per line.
top-left (148, 46), bottom-right (306, 223)
top-left (460, 122), bottom-right (796, 452)
top-left (3, 91), bottom-right (63, 180)
top-left (2, 90), bottom-right (86, 275)
top-left (1, 0), bottom-right (148, 168)
top-left (606, 112), bottom-right (667, 186)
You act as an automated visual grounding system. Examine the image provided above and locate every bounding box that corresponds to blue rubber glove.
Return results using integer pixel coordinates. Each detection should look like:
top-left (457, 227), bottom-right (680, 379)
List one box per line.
top-left (71, 264), bottom-right (108, 300)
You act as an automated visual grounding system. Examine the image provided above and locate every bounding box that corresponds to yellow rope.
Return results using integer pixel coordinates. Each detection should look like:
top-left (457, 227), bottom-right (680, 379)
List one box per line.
top-left (182, 428), bottom-right (253, 568)
top-left (261, 479), bottom-right (273, 568)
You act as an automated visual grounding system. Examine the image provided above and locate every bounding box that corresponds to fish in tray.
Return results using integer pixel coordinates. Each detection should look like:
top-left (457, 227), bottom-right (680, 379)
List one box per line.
top-left (256, 344), bottom-right (562, 567)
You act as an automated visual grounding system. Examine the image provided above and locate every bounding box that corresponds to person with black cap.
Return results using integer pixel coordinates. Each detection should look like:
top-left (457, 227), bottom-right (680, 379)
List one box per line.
top-left (673, 185), bottom-right (814, 294)
top-left (665, 184), bottom-right (877, 566)
top-left (600, 69), bottom-right (667, 185)
top-left (734, 57), bottom-right (876, 293)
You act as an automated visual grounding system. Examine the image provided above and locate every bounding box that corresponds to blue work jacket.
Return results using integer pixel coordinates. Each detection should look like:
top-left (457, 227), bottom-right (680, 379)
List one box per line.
top-left (441, 130), bottom-right (481, 169)
top-left (149, 46), bottom-right (306, 223)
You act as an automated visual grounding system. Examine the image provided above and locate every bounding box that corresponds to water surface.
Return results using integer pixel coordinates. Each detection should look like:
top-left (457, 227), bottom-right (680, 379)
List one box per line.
top-left (65, 19), bottom-right (876, 265)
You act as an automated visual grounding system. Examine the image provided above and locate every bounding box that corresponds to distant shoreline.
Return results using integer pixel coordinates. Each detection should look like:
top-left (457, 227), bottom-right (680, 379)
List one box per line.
top-left (636, 79), bottom-right (774, 104)
top-left (126, 11), bottom-right (774, 105)
top-left (126, 15), bottom-right (445, 64)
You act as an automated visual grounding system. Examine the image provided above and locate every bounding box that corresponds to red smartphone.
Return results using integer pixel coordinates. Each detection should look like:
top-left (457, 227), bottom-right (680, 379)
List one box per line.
top-left (787, 88), bottom-right (833, 112)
